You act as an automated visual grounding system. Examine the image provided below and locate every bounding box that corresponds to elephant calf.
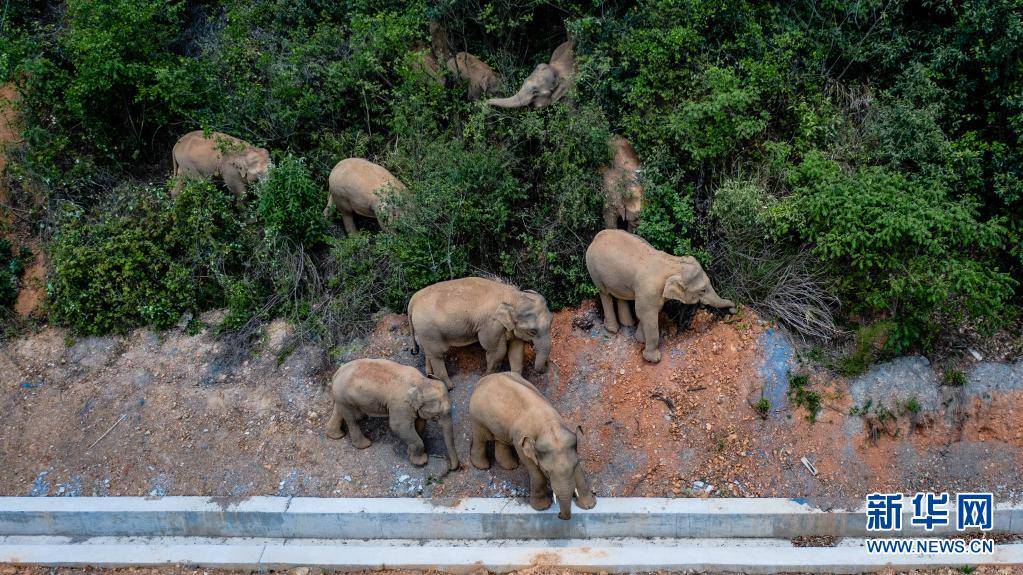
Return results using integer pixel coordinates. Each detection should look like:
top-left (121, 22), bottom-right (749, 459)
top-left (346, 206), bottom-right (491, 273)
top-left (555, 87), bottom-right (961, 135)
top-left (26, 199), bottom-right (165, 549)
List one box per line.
top-left (326, 358), bottom-right (459, 471)
top-left (469, 372), bottom-right (596, 520)
top-left (600, 136), bottom-right (644, 232)
top-left (408, 277), bottom-right (553, 389)
top-left (324, 158), bottom-right (406, 235)
top-left (172, 130), bottom-right (271, 201)
top-left (585, 229), bottom-right (737, 363)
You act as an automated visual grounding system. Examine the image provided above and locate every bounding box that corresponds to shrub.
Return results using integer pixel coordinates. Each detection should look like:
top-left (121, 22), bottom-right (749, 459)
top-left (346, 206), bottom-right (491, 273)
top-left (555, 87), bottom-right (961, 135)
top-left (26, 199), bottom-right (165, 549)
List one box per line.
top-left (254, 155), bottom-right (327, 247)
top-left (0, 239), bottom-right (31, 310)
top-left (787, 372), bottom-right (821, 422)
top-left (48, 181), bottom-right (247, 335)
top-left (776, 152), bottom-right (1016, 349)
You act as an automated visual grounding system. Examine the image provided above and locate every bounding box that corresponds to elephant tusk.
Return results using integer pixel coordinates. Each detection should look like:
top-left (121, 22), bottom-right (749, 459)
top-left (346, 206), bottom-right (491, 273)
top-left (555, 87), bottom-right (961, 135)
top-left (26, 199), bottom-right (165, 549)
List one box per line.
top-left (574, 488), bottom-right (580, 499)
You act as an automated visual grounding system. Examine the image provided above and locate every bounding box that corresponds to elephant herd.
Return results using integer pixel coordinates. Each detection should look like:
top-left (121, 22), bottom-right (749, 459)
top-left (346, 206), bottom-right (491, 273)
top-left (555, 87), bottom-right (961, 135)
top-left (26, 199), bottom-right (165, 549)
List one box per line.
top-left (167, 32), bottom-right (738, 521)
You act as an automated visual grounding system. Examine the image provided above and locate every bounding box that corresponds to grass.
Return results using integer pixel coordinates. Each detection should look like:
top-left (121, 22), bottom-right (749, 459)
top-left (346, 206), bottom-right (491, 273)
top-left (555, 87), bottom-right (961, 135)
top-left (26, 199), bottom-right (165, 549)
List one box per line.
top-left (787, 372), bottom-right (822, 422)
top-left (755, 397), bottom-right (771, 418)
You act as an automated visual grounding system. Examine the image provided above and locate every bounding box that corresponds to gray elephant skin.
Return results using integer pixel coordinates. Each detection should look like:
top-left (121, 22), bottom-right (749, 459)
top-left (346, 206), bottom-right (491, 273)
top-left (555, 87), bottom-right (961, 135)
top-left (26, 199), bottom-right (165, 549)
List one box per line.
top-left (469, 371), bottom-right (596, 520)
top-left (407, 277), bottom-right (553, 389)
top-left (325, 358), bottom-right (459, 471)
top-left (324, 158), bottom-right (406, 234)
top-left (585, 229), bottom-right (736, 363)
top-left (601, 135), bottom-right (644, 232)
top-left (171, 130), bottom-right (271, 201)
top-left (488, 41), bottom-right (575, 109)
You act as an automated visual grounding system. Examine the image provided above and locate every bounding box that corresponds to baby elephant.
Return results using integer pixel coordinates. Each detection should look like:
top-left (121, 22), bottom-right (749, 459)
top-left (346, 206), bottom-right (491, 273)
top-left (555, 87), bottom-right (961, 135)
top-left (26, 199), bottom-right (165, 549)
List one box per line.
top-left (408, 277), bottom-right (553, 389)
top-left (326, 358), bottom-right (459, 471)
top-left (324, 158), bottom-right (406, 234)
top-left (586, 229), bottom-right (736, 363)
top-left (172, 130), bottom-right (271, 201)
top-left (469, 372), bottom-right (596, 520)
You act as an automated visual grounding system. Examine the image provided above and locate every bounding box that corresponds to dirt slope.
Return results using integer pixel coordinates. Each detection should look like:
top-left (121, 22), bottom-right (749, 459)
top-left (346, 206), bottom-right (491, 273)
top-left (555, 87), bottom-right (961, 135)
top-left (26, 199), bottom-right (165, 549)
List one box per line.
top-left (0, 303), bottom-right (1020, 507)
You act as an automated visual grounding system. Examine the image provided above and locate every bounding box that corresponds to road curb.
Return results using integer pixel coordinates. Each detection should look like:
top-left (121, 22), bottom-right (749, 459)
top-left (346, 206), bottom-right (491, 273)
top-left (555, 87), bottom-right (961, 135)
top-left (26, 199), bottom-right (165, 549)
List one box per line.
top-left (0, 496), bottom-right (1018, 539)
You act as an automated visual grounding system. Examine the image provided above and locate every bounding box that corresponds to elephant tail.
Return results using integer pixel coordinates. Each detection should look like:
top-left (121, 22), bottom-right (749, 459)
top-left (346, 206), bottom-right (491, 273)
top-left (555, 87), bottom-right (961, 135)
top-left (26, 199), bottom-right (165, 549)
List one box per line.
top-left (407, 301), bottom-right (419, 355)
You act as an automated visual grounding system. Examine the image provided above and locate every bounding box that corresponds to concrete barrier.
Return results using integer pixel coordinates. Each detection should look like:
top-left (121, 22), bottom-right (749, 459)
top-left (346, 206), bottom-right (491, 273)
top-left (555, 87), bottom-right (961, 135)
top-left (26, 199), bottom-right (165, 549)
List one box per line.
top-left (0, 496), bottom-right (1018, 539)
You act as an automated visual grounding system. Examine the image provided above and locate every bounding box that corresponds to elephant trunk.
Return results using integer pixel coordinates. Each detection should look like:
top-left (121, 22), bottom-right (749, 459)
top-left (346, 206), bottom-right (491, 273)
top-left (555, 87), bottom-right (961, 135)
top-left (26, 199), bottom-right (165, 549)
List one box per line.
top-left (532, 334), bottom-right (551, 373)
top-left (552, 478), bottom-right (575, 520)
top-left (701, 286), bottom-right (737, 314)
top-left (439, 416), bottom-right (459, 471)
top-left (487, 85), bottom-right (531, 109)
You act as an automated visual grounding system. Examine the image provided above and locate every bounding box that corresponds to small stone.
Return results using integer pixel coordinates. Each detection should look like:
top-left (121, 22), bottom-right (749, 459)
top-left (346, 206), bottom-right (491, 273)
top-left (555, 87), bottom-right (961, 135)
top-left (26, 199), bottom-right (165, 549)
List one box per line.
top-left (969, 348), bottom-right (983, 361)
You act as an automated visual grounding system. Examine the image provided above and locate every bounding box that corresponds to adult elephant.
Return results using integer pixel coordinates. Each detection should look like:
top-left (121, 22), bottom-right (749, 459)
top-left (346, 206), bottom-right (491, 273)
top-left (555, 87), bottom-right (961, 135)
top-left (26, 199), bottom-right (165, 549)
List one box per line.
top-left (585, 229), bottom-right (736, 363)
top-left (487, 41), bottom-right (575, 109)
top-left (469, 371), bottom-right (596, 520)
top-left (172, 131), bottom-right (271, 201)
top-left (407, 277), bottom-right (553, 389)
top-left (323, 158), bottom-right (406, 234)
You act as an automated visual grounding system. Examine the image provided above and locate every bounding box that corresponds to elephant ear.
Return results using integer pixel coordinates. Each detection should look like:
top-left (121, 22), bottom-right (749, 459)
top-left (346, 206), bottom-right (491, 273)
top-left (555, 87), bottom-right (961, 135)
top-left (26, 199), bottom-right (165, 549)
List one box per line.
top-left (406, 386), bottom-right (425, 411)
top-left (520, 436), bottom-right (539, 465)
top-left (493, 302), bottom-right (516, 332)
top-left (549, 41), bottom-right (575, 103)
top-left (662, 274), bottom-right (687, 301)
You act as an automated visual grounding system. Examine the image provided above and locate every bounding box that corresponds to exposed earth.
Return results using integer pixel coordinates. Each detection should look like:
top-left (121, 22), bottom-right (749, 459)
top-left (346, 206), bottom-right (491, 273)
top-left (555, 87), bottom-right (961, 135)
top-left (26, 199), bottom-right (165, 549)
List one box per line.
top-left (1, 300), bottom-right (1021, 508)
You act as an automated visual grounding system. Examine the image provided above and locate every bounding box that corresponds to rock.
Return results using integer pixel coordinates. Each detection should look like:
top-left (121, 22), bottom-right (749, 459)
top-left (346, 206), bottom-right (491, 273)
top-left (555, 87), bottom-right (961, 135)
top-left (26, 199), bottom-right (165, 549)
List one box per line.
top-left (572, 307), bottom-right (599, 331)
top-left (968, 348), bottom-right (983, 361)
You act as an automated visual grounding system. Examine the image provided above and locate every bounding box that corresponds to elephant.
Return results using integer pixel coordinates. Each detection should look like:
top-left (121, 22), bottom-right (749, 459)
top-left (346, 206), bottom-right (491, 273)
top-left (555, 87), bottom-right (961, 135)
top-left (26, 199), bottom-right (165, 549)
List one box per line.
top-left (600, 136), bottom-right (644, 232)
top-left (407, 277), bottom-right (553, 389)
top-left (488, 41), bottom-right (575, 109)
top-left (171, 130), bottom-right (271, 201)
top-left (585, 229), bottom-right (737, 363)
top-left (411, 46), bottom-right (446, 86)
top-left (324, 158), bottom-right (406, 234)
top-left (469, 371), bottom-right (596, 520)
top-left (446, 52), bottom-right (503, 100)
top-left (325, 358), bottom-right (459, 471)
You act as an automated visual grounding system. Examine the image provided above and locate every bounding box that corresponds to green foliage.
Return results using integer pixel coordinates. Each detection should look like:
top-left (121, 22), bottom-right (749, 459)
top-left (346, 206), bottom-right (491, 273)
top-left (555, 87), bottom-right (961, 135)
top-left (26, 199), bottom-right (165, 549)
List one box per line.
top-left (255, 155), bottom-right (327, 246)
top-left (754, 397), bottom-right (770, 418)
top-left (778, 152), bottom-right (1015, 347)
top-left (943, 368), bottom-right (967, 387)
top-left (3, 0), bottom-right (1021, 351)
top-left (48, 181), bottom-right (249, 335)
top-left (0, 239), bottom-right (31, 310)
top-left (835, 321), bottom-right (895, 376)
top-left (787, 373), bottom-right (821, 422)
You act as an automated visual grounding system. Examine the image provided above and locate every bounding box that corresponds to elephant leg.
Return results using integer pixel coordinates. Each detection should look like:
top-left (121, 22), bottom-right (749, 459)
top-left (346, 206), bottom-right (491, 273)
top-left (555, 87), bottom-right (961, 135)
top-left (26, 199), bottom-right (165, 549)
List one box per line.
top-left (469, 421), bottom-right (492, 470)
top-left (494, 441), bottom-right (519, 470)
top-left (484, 338), bottom-right (508, 374)
top-left (324, 401), bottom-right (347, 440)
top-left (518, 446), bottom-right (552, 511)
top-left (340, 209), bottom-right (358, 235)
top-left (507, 339), bottom-right (525, 374)
top-left (339, 404), bottom-right (371, 448)
top-left (636, 300), bottom-right (662, 363)
top-left (427, 352), bottom-right (453, 390)
top-left (221, 170), bottom-right (247, 202)
top-left (598, 292), bottom-right (619, 334)
top-left (392, 410), bottom-right (428, 466)
top-left (617, 298), bottom-right (636, 327)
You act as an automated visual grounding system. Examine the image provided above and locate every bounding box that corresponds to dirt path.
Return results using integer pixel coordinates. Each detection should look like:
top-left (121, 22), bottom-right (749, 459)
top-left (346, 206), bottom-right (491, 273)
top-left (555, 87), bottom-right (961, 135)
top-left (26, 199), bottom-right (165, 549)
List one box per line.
top-left (1, 304), bottom-right (1020, 507)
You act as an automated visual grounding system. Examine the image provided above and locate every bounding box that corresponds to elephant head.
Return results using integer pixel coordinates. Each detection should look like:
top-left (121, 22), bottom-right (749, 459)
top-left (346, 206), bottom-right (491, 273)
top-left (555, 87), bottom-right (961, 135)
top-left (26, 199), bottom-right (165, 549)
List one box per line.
top-left (230, 147), bottom-right (272, 184)
top-left (662, 258), bottom-right (737, 313)
top-left (520, 424), bottom-right (596, 520)
top-left (487, 41), bottom-right (575, 109)
top-left (495, 290), bottom-right (554, 373)
top-left (409, 376), bottom-right (459, 470)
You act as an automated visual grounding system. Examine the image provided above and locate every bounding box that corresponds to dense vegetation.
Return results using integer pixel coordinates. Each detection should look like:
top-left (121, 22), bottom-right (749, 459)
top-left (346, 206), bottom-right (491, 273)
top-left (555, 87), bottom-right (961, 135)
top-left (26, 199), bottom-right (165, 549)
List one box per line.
top-left (1, 0), bottom-right (1020, 360)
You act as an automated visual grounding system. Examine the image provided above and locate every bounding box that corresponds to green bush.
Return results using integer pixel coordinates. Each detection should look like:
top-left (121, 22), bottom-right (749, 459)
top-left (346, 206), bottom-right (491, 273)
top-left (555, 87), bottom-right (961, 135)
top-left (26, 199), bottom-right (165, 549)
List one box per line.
top-left (0, 239), bottom-right (31, 310)
top-left (777, 152), bottom-right (1016, 348)
top-left (48, 181), bottom-right (248, 335)
top-left (255, 155), bottom-right (327, 247)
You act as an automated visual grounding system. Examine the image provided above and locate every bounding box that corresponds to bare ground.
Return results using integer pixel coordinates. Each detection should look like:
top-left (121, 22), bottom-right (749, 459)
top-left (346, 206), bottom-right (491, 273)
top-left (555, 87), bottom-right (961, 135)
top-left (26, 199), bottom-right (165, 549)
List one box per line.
top-left (1, 302), bottom-right (1021, 508)
top-left (3, 566), bottom-right (1023, 575)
